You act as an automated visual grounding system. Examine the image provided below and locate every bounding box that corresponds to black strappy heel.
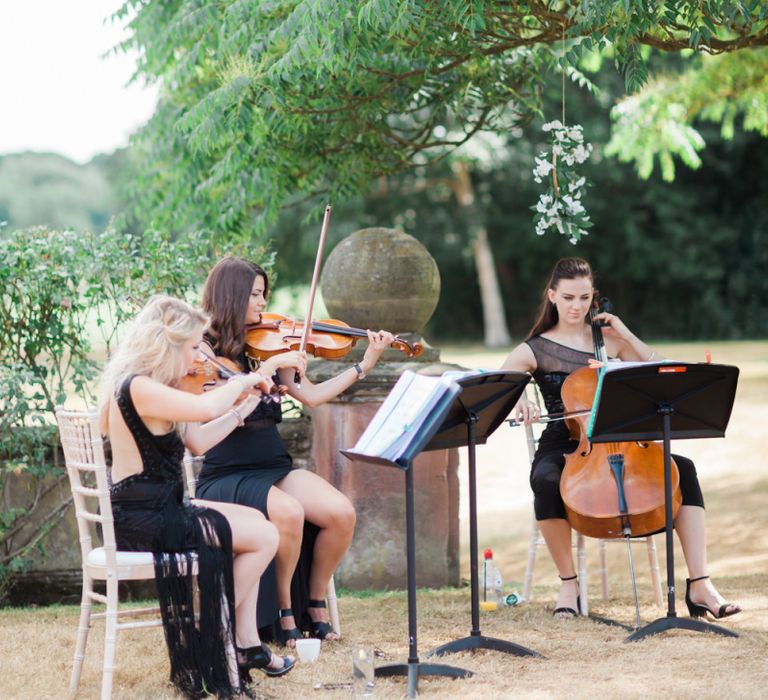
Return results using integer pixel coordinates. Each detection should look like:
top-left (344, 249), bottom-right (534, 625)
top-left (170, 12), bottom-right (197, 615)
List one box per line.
top-left (553, 574), bottom-right (580, 618)
top-left (237, 642), bottom-right (295, 680)
top-left (685, 575), bottom-right (741, 619)
top-left (276, 608), bottom-right (303, 647)
top-left (308, 599), bottom-right (337, 640)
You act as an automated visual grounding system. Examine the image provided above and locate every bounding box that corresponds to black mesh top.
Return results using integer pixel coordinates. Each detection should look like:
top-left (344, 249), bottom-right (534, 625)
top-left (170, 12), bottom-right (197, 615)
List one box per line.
top-left (525, 335), bottom-right (594, 415)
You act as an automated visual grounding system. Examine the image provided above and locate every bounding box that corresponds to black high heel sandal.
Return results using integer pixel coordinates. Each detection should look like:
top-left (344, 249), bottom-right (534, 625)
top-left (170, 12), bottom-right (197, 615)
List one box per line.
top-left (553, 574), bottom-right (581, 618)
top-left (237, 642), bottom-right (295, 680)
top-left (276, 608), bottom-right (303, 647)
top-left (685, 575), bottom-right (741, 619)
top-left (308, 599), bottom-right (337, 640)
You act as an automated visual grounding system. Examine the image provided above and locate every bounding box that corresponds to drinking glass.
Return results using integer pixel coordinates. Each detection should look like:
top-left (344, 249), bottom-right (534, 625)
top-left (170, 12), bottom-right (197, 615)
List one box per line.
top-left (352, 645), bottom-right (375, 697)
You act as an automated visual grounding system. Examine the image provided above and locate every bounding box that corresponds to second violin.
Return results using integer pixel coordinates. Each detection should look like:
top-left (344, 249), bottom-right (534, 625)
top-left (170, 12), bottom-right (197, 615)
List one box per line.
top-left (178, 353), bottom-right (283, 403)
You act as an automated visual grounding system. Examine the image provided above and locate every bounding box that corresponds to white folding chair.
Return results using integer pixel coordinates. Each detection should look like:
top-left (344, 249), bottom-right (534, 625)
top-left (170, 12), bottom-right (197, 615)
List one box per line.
top-left (182, 451), bottom-right (341, 636)
top-left (518, 388), bottom-right (664, 615)
top-left (56, 407), bottom-right (238, 700)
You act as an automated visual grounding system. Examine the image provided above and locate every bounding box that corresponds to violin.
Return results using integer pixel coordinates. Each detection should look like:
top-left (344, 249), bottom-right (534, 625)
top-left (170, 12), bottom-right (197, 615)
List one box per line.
top-left (177, 353), bottom-right (283, 404)
top-left (558, 297), bottom-right (682, 538)
top-left (244, 312), bottom-right (424, 362)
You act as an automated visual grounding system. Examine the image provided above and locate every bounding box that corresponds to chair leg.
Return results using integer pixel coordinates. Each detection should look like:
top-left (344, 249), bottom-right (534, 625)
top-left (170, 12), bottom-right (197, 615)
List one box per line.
top-left (576, 533), bottom-right (589, 616)
top-left (327, 574), bottom-right (341, 637)
top-left (101, 578), bottom-right (119, 700)
top-left (646, 535), bottom-right (664, 608)
top-left (599, 539), bottom-right (610, 600)
top-left (219, 591), bottom-right (240, 690)
top-left (70, 575), bottom-right (93, 695)
top-left (522, 513), bottom-right (539, 602)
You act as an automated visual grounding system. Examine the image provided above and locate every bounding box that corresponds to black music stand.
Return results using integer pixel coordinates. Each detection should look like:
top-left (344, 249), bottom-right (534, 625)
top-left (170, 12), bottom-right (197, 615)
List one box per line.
top-left (341, 377), bottom-right (472, 699)
top-left (423, 371), bottom-right (543, 659)
top-left (587, 361), bottom-right (740, 642)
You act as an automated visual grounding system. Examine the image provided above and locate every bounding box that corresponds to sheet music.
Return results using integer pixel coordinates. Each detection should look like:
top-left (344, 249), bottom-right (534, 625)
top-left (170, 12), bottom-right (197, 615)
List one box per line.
top-left (601, 359), bottom-right (681, 372)
top-left (351, 370), bottom-right (461, 461)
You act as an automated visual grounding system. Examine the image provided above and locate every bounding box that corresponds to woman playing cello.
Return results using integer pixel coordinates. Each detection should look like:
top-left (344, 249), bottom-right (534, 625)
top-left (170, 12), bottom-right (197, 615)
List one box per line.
top-left (501, 257), bottom-right (741, 620)
top-left (194, 256), bottom-right (394, 646)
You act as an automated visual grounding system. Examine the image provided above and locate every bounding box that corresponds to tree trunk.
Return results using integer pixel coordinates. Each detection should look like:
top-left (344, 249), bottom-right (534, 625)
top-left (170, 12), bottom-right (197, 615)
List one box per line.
top-left (451, 161), bottom-right (511, 348)
top-left (471, 226), bottom-right (511, 347)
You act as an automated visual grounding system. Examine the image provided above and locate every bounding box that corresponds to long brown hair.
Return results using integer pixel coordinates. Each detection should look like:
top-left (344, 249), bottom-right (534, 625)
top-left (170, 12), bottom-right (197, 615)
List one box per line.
top-left (201, 257), bottom-right (269, 360)
top-left (526, 257), bottom-right (594, 340)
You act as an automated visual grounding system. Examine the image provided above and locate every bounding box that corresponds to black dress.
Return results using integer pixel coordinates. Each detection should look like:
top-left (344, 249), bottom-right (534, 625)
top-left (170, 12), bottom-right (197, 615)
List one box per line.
top-left (195, 349), bottom-right (318, 640)
top-left (525, 335), bottom-right (704, 521)
top-left (109, 375), bottom-right (240, 698)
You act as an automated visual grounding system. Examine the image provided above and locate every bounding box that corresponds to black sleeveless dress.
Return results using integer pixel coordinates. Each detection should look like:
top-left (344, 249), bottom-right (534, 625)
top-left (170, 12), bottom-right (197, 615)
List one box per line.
top-left (109, 375), bottom-right (241, 698)
top-left (195, 345), bottom-right (318, 641)
top-left (525, 335), bottom-right (703, 521)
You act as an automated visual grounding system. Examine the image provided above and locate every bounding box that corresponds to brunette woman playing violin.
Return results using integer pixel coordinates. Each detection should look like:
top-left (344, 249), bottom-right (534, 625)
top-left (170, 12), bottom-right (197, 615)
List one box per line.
top-left (193, 256), bottom-right (394, 646)
top-left (501, 258), bottom-right (740, 621)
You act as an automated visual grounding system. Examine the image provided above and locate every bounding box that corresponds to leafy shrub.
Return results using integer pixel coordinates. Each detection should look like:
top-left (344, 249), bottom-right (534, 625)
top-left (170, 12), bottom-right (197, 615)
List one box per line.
top-left (0, 225), bottom-right (264, 600)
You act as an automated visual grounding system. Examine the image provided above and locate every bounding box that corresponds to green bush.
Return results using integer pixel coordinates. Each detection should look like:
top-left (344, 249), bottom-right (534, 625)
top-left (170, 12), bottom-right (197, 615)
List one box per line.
top-left (0, 225), bottom-right (263, 601)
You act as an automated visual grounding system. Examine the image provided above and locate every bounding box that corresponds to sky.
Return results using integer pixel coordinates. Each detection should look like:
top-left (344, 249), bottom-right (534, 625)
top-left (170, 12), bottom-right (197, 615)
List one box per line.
top-left (0, 1), bottom-right (158, 164)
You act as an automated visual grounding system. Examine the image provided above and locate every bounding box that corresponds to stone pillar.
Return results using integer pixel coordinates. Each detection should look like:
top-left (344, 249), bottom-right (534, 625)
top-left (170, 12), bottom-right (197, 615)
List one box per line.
top-left (308, 228), bottom-right (462, 589)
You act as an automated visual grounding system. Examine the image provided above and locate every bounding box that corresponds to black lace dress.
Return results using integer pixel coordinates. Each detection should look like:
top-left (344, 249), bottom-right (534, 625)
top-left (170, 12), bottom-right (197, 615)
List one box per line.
top-left (195, 345), bottom-right (318, 641)
top-left (109, 375), bottom-right (241, 698)
top-left (525, 335), bottom-right (703, 521)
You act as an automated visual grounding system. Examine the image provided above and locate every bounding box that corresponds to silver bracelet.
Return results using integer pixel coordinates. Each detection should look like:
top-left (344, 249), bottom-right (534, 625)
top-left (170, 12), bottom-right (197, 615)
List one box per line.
top-left (647, 351), bottom-right (657, 362)
top-left (229, 407), bottom-right (244, 426)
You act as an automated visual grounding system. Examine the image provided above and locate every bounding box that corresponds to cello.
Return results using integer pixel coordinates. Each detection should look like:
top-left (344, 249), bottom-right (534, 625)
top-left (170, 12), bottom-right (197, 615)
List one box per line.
top-left (559, 299), bottom-right (682, 539)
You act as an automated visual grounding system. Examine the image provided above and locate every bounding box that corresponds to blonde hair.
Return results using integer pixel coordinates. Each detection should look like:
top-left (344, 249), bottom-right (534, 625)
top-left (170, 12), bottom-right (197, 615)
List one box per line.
top-left (98, 295), bottom-right (209, 432)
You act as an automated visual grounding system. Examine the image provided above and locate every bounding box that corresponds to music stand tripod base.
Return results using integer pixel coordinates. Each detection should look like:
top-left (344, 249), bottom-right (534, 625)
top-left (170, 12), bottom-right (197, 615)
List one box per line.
top-left (588, 362), bottom-right (741, 644)
top-left (340, 449), bottom-right (471, 699)
top-left (625, 615), bottom-right (738, 642)
top-left (420, 371), bottom-right (544, 660)
top-left (375, 660), bottom-right (473, 698)
top-left (429, 634), bottom-right (543, 658)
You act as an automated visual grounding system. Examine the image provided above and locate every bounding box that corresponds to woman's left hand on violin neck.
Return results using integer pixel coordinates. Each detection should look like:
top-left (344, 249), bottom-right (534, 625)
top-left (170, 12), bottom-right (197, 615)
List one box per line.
top-left (359, 329), bottom-right (396, 374)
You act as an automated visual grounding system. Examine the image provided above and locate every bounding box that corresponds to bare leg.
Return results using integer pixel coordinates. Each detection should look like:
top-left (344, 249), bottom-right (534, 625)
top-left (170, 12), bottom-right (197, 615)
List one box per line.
top-left (193, 498), bottom-right (293, 669)
top-left (275, 470), bottom-right (356, 639)
top-left (539, 518), bottom-right (579, 616)
top-left (675, 505), bottom-right (740, 615)
top-left (265, 487), bottom-right (305, 646)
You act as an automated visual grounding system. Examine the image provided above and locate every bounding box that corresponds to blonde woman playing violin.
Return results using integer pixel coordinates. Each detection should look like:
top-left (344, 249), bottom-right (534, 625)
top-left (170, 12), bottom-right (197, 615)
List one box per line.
top-left (99, 295), bottom-right (294, 695)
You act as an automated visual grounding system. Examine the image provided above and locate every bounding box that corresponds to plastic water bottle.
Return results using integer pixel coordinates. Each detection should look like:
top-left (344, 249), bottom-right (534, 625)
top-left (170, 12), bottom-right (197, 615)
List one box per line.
top-left (480, 548), bottom-right (504, 610)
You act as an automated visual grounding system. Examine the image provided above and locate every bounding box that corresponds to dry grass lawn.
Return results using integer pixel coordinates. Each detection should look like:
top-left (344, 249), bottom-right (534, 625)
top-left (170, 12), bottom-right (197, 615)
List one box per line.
top-left (1, 341), bottom-right (766, 699)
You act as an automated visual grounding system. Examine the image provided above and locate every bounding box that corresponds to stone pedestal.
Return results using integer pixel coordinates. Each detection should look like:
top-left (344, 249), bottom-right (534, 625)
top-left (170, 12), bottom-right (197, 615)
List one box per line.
top-left (308, 354), bottom-right (463, 590)
top-left (311, 226), bottom-right (461, 590)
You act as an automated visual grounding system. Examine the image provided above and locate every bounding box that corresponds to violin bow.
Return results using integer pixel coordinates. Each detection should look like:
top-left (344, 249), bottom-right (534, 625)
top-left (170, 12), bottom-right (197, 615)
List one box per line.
top-left (295, 204), bottom-right (332, 387)
top-left (199, 349), bottom-right (280, 403)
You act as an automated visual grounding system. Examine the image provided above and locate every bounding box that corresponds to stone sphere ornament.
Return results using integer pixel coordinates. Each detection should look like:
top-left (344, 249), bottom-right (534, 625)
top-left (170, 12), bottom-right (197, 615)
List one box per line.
top-left (320, 228), bottom-right (440, 335)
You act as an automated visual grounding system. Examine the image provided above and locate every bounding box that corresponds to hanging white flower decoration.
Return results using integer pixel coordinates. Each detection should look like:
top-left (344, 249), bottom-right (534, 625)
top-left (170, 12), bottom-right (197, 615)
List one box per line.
top-left (532, 120), bottom-right (593, 244)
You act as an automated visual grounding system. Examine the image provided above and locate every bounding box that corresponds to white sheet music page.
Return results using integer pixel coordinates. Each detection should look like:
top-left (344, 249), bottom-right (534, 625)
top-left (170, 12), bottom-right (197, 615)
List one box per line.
top-left (351, 370), bottom-right (456, 461)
